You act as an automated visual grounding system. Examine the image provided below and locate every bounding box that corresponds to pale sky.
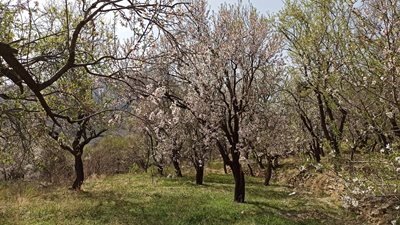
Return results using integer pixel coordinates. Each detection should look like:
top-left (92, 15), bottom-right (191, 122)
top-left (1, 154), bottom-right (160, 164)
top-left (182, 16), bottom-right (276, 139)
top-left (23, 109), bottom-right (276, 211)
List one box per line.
top-left (117, 1), bottom-right (284, 39)
top-left (208, 0), bottom-right (285, 14)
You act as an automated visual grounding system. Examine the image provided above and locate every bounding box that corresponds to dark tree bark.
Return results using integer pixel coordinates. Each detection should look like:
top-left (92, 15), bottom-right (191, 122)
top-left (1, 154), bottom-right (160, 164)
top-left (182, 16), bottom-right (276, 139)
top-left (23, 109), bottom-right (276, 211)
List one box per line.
top-left (316, 91), bottom-right (340, 155)
top-left (316, 91), bottom-right (348, 156)
top-left (195, 165), bottom-right (204, 185)
top-left (216, 139), bottom-right (245, 203)
top-left (231, 162), bottom-right (245, 203)
top-left (171, 141), bottom-right (183, 177)
top-left (72, 154), bottom-right (84, 190)
top-left (172, 160), bottom-right (183, 177)
top-left (254, 153), bottom-right (265, 169)
top-left (293, 91), bottom-right (325, 162)
top-left (390, 116), bottom-right (400, 138)
top-left (157, 165), bottom-right (164, 176)
top-left (320, 142), bottom-right (325, 157)
top-left (49, 117), bottom-right (106, 190)
top-left (272, 156), bottom-right (279, 169)
top-left (264, 156), bottom-right (273, 186)
top-left (350, 146), bottom-right (356, 161)
top-left (137, 159), bottom-right (148, 172)
top-left (216, 141), bottom-right (229, 174)
top-left (223, 163), bottom-right (228, 174)
top-left (378, 132), bottom-right (389, 150)
top-left (310, 139), bottom-right (321, 163)
top-left (243, 151), bottom-right (254, 177)
top-left (191, 143), bottom-right (206, 185)
top-left (151, 156), bottom-right (164, 176)
top-left (247, 164), bottom-right (255, 177)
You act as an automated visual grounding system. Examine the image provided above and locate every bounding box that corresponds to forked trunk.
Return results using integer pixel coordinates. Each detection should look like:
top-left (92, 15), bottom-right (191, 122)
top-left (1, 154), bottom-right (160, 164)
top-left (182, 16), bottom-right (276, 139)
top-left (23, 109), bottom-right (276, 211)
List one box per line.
top-left (72, 154), bottom-right (84, 190)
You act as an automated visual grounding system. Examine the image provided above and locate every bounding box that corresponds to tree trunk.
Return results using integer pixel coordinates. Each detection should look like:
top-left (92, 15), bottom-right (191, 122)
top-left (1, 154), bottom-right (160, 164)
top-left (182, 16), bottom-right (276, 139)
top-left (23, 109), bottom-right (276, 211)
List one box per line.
top-left (264, 156), bottom-right (273, 186)
top-left (243, 151), bottom-right (254, 177)
top-left (137, 159), bottom-right (147, 172)
top-left (273, 156), bottom-right (279, 169)
top-left (247, 164), bottom-right (255, 177)
top-left (216, 140), bottom-right (229, 174)
top-left (195, 165), bottom-right (204, 185)
top-left (350, 146), bottom-right (356, 161)
top-left (320, 143), bottom-right (325, 157)
top-left (231, 162), bottom-right (245, 203)
top-left (157, 165), bottom-right (164, 176)
top-left (311, 140), bottom-right (321, 163)
top-left (72, 154), bottom-right (84, 190)
top-left (316, 91), bottom-right (340, 155)
top-left (390, 117), bottom-right (400, 138)
top-left (172, 159), bottom-right (183, 177)
top-left (172, 143), bottom-right (183, 177)
top-left (256, 154), bottom-right (265, 169)
top-left (223, 162), bottom-right (228, 174)
top-left (378, 132), bottom-right (389, 152)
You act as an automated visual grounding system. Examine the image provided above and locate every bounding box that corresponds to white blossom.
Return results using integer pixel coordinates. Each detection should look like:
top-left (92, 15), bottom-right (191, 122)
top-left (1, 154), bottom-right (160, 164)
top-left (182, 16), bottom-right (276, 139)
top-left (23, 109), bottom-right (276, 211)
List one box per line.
top-left (386, 111), bottom-right (394, 119)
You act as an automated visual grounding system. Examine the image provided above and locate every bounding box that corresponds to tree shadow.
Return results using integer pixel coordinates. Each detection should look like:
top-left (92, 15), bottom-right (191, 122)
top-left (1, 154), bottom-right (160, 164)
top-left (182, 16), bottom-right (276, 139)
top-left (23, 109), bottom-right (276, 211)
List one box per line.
top-left (245, 197), bottom-right (344, 225)
top-left (0, 173), bottom-right (351, 225)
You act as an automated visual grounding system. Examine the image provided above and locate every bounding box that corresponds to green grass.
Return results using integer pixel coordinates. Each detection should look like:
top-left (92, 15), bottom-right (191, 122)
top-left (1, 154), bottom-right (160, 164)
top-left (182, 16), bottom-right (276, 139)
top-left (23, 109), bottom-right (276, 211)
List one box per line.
top-left (0, 172), bottom-right (355, 225)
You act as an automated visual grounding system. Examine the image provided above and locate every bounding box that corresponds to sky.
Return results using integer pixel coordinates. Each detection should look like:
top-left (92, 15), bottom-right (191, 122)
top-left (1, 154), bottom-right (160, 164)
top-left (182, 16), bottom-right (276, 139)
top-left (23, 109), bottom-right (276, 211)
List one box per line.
top-left (116, 0), bottom-right (285, 40)
top-left (208, 0), bottom-right (285, 14)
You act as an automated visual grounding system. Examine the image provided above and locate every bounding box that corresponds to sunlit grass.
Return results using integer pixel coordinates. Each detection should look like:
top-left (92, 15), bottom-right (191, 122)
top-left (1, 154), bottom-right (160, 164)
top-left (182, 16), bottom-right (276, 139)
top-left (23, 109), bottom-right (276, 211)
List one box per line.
top-left (0, 172), bottom-right (355, 225)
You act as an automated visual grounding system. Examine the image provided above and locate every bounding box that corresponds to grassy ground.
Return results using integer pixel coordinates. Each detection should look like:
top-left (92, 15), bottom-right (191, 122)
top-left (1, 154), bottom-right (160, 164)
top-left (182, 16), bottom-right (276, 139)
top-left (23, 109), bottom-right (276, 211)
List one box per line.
top-left (0, 172), bottom-right (355, 225)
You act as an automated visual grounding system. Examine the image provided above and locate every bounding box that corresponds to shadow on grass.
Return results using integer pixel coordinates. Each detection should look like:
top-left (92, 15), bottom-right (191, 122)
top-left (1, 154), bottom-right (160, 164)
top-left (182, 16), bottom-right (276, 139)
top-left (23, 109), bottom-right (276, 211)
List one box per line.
top-left (80, 189), bottom-right (304, 225)
top-left (70, 189), bottom-right (246, 225)
top-left (0, 173), bottom-right (347, 225)
top-left (147, 174), bottom-right (340, 225)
